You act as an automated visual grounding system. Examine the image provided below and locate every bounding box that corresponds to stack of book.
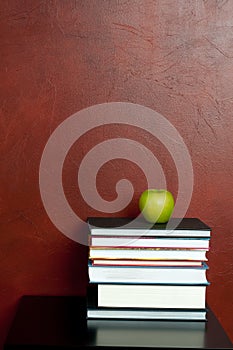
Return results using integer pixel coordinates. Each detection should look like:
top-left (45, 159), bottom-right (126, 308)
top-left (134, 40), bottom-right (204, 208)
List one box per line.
top-left (86, 217), bottom-right (211, 321)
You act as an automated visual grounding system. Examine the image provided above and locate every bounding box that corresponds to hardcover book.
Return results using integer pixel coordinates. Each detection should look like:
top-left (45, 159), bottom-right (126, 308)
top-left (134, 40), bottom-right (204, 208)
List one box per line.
top-left (88, 260), bottom-right (209, 284)
top-left (89, 247), bottom-right (208, 261)
top-left (88, 283), bottom-right (207, 309)
top-left (87, 307), bottom-right (207, 321)
top-left (91, 259), bottom-right (203, 267)
top-left (87, 217), bottom-right (211, 237)
top-left (89, 235), bottom-right (210, 249)
top-left (87, 284), bottom-right (208, 320)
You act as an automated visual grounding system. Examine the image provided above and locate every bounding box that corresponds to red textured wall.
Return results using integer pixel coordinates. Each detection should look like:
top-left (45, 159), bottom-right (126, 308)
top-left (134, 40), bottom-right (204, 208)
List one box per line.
top-left (1, 0), bottom-right (233, 347)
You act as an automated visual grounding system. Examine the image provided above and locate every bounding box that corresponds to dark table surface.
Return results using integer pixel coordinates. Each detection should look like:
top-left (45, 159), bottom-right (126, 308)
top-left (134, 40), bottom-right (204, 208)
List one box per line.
top-left (4, 295), bottom-right (233, 349)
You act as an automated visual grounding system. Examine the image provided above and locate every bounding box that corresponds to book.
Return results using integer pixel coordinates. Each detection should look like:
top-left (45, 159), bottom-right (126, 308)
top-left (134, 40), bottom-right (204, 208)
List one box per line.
top-left (87, 217), bottom-right (211, 237)
top-left (91, 259), bottom-right (204, 267)
top-left (89, 247), bottom-right (208, 261)
top-left (87, 319), bottom-right (207, 347)
top-left (89, 284), bottom-right (207, 309)
top-left (89, 236), bottom-right (210, 249)
top-left (87, 307), bottom-right (207, 321)
top-left (91, 259), bottom-right (203, 267)
top-left (88, 260), bottom-right (209, 284)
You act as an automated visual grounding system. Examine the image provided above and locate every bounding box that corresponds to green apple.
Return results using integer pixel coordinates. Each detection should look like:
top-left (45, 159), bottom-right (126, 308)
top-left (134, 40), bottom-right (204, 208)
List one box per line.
top-left (139, 189), bottom-right (174, 223)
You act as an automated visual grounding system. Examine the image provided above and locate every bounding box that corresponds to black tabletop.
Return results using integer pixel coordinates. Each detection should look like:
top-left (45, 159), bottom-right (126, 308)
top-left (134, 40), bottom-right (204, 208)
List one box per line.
top-left (4, 295), bottom-right (233, 349)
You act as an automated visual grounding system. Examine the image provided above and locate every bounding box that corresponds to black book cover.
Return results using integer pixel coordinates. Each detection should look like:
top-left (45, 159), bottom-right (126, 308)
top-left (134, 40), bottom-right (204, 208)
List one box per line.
top-left (87, 283), bottom-right (98, 309)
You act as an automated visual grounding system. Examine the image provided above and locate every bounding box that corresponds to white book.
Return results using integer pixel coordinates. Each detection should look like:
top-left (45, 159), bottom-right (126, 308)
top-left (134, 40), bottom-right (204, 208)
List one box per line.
top-left (89, 247), bottom-right (208, 261)
top-left (92, 259), bottom-right (203, 267)
top-left (89, 236), bottom-right (210, 249)
top-left (87, 308), bottom-right (207, 321)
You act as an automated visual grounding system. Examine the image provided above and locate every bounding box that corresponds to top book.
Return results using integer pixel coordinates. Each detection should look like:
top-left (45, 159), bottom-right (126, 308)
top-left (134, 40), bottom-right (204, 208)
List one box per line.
top-left (87, 217), bottom-right (211, 238)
